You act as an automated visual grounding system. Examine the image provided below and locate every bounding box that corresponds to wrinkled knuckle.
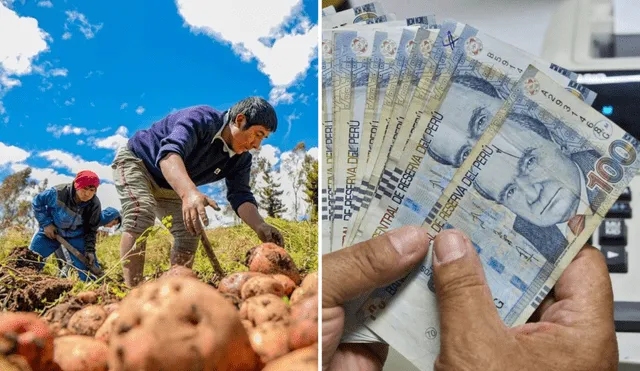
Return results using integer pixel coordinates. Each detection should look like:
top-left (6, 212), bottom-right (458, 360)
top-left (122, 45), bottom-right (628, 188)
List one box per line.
top-left (353, 239), bottom-right (395, 281)
top-left (438, 270), bottom-right (486, 298)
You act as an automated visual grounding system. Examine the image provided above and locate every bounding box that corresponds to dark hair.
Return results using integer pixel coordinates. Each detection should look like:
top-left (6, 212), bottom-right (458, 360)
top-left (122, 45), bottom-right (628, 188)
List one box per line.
top-left (506, 112), bottom-right (553, 141)
top-left (228, 96), bottom-right (278, 132)
top-left (451, 74), bottom-right (502, 99)
top-left (473, 112), bottom-right (554, 202)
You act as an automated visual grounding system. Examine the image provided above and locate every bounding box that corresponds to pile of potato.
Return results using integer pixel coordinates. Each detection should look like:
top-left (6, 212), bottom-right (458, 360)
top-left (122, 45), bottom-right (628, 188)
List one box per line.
top-left (0, 243), bottom-right (318, 370)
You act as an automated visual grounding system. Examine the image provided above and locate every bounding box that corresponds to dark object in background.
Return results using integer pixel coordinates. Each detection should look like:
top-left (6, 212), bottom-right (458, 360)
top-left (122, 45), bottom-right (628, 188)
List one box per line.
top-left (322, 0), bottom-right (349, 12)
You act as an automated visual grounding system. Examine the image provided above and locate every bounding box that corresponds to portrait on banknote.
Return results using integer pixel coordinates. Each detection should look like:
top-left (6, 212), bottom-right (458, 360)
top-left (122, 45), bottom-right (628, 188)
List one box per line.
top-left (472, 110), bottom-right (605, 263)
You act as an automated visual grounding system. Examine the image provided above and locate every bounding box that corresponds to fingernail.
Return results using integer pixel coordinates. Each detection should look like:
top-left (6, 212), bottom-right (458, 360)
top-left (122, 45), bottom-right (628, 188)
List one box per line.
top-left (434, 230), bottom-right (468, 264)
top-left (387, 226), bottom-right (429, 257)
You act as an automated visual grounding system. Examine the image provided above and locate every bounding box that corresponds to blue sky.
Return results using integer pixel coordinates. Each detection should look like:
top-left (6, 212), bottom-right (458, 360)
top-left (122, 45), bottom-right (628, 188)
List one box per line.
top-left (0, 0), bottom-right (318, 223)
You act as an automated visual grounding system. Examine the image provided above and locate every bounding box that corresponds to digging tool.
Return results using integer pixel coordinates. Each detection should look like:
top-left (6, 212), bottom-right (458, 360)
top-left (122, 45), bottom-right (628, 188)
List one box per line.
top-left (199, 229), bottom-right (225, 278)
top-left (55, 235), bottom-right (104, 277)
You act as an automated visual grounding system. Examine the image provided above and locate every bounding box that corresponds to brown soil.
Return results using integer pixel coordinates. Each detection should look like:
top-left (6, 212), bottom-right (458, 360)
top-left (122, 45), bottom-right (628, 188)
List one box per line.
top-left (1, 247), bottom-right (75, 313)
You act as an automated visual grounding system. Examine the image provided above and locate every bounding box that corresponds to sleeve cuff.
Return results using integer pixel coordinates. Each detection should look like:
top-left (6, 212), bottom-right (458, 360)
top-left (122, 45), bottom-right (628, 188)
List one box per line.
top-left (155, 144), bottom-right (184, 168)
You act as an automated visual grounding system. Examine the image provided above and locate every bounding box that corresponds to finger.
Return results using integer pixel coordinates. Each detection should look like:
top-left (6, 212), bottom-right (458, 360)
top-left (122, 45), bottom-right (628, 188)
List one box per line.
top-left (323, 225), bottom-right (430, 308)
top-left (540, 246), bottom-right (613, 325)
top-left (190, 209), bottom-right (202, 235)
top-left (329, 343), bottom-right (389, 371)
top-left (527, 292), bottom-right (556, 323)
top-left (206, 196), bottom-right (220, 211)
top-left (197, 204), bottom-right (209, 227)
top-left (183, 209), bottom-right (194, 235)
top-left (432, 230), bottom-right (503, 339)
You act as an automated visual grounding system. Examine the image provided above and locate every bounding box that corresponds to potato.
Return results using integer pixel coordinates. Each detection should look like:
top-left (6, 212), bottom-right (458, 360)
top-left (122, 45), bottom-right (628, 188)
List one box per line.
top-left (240, 294), bottom-right (289, 327)
top-left (290, 287), bottom-right (315, 305)
top-left (241, 320), bottom-right (253, 333)
top-left (0, 354), bottom-right (37, 371)
top-left (161, 265), bottom-right (198, 280)
top-left (290, 296), bottom-right (318, 323)
top-left (67, 306), bottom-right (107, 337)
top-left (222, 293), bottom-right (242, 310)
top-left (300, 272), bottom-right (318, 294)
top-left (0, 312), bottom-right (54, 371)
top-left (241, 276), bottom-right (285, 300)
top-left (76, 291), bottom-right (98, 304)
top-left (218, 272), bottom-right (263, 297)
top-left (246, 243), bottom-right (301, 284)
top-left (103, 303), bottom-right (119, 316)
top-left (248, 322), bottom-right (290, 364)
top-left (263, 345), bottom-right (318, 371)
top-left (288, 296), bottom-right (318, 350)
top-left (108, 276), bottom-right (258, 371)
top-left (288, 319), bottom-right (317, 351)
top-left (272, 274), bottom-right (296, 296)
top-left (94, 312), bottom-right (119, 344)
top-left (53, 336), bottom-right (108, 371)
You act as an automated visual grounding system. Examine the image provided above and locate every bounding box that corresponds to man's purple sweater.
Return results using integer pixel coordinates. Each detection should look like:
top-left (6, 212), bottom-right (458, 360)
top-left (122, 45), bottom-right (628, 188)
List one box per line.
top-left (127, 105), bottom-right (257, 213)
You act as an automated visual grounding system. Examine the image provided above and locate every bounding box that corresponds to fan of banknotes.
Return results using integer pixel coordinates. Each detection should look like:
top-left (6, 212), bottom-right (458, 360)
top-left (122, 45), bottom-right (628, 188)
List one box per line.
top-left (322, 3), bottom-right (640, 370)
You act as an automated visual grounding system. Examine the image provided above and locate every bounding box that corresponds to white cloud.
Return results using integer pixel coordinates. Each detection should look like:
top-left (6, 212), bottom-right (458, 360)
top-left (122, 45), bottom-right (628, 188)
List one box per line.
top-left (0, 141), bottom-right (30, 166)
top-left (62, 31), bottom-right (71, 40)
top-left (46, 124), bottom-right (91, 137)
top-left (284, 111), bottom-right (300, 140)
top-left (0, 4), bottom-right (50, 76)
top-left (0, 74), bottom-right (21, 88)
top-left (135, 106), bottom-right (145, 115)
top-left (49, 68), bottom-right (67, 77)
top-left (115, 126), bottom-right (128, 136)
top-left (269, 86), bottom-right (294, 106)
top-left (0, 2), bottom-right (50, 114)
top-left (84, 70), bottom-right (103, 79)
top-left (93, 126), bottom-right (128, 150)
top-left (77, 139), bottom-right (85, 145)
top-left (307, 147), bottom-right (318, 160)
top-left (64, 97), bottom-right (75, 106)
top-left (120, 102), bottom-right (128, 110)
top-left (255, 144), bottom-right (280, 168)
top-left (64, 10), bottom-right (102, 39)
top-left (38, 149), bottom-right (113, 181)
top-left (12, 163), bottom-right (74, 188)
top-left (176, 0), bottom-right (317, 89)
top-left (37, 1), bottom-right (52, 8)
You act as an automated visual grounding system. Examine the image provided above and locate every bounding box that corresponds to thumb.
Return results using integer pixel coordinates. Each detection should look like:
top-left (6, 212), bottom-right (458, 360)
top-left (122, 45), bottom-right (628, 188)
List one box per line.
top-left (205, 196), bottom-right (220, 211)
top-left (432, 230), bottom-right (502, 340)
top-left (323, 225), bottom-right (430, 308)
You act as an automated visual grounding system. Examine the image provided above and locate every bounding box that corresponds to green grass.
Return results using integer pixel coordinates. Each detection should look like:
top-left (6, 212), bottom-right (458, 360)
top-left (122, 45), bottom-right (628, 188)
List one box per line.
top-left (0, 218), bottom-right (318, 300)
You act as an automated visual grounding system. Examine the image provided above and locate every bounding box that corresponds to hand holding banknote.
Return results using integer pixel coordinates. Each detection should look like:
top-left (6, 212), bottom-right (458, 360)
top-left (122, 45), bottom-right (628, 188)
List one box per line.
top-left (322, 226), bottom-right (431, 370)
top-left (432, 230), bottom-right (618, 371)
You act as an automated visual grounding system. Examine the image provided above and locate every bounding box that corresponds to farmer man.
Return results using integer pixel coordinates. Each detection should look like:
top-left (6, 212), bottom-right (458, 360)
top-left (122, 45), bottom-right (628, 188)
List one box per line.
top-left (112, 97), bottom-right (284, 287)
top-left (29, 170), bottom-right (102, 281)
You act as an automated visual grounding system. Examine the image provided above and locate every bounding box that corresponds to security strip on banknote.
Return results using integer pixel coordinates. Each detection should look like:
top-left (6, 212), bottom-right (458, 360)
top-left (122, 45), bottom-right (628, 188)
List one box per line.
top-left (357, 65), bottom-right (640, 370)
top-left (321, 30), bottom-right (334, 256)
top-left (330, 29), bottom-right (373, 253)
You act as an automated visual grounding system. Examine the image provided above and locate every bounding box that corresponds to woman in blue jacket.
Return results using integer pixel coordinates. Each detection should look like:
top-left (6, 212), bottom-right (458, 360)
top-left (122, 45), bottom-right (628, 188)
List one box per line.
top-left (54, 207), bottom-right (121, 277)
top-left (29, 170), bottom-right (102, 281)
